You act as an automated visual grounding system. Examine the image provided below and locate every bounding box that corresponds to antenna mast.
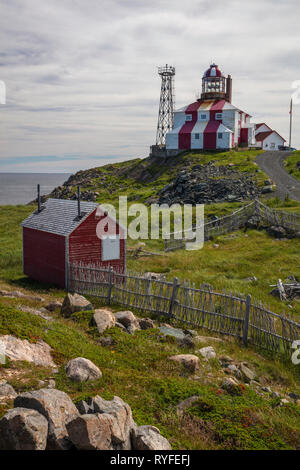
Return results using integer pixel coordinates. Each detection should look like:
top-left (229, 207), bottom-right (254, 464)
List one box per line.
top-left (156, 64), bottom-right (175, 147)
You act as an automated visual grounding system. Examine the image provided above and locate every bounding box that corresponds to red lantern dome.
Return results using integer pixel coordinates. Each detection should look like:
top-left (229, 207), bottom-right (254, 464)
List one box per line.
top-left (203, 64), bottom-right (224, 78)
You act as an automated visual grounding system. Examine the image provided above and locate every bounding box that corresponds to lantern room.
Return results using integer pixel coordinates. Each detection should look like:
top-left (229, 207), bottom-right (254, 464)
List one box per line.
top-left (201, 64), bottom-right (232, 102)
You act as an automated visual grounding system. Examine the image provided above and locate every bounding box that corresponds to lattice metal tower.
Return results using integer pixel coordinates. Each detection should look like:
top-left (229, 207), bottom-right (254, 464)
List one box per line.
top-left (156, 64), bottom-right (175, 146)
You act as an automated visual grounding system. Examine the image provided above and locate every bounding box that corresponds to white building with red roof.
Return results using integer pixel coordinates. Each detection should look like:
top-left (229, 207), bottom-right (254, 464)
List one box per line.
top-left (166, 64), bottom-right (285, 151)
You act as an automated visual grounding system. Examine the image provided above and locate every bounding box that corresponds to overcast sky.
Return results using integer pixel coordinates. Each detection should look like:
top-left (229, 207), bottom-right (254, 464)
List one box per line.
top-left (0, 0), bottom-right (299, 173)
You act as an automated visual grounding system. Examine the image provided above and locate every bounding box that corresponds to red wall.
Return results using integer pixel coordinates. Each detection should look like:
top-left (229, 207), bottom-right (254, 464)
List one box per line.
top-left (23, 227), bottom-right (66, 288)
top-left (68, 209), bottom-right (125, 273)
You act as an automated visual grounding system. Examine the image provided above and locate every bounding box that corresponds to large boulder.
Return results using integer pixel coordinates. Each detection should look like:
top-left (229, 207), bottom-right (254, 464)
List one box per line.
top-left (114, 311), bottom-right (140, 333)
top-left (14, 388), bottom-right (79, 450)
top-left (0, 335), bottom-right (56, 367)
top-left (168, 354), bottom-right (200, 373)
top-left (65, 357), bottom-right (102, 382)
top-left (0, 407), bottom-right (48, 450)
top-left (66, 413), bottom-right (113, 450)
top-left (131, 425), bottom-right (171, 450)
top-left (89, 395), bottom-right (134, 450)
top-left (61, 293), bottom-right (93, 317)
top-left (92, 309), bottom-right (116, 334)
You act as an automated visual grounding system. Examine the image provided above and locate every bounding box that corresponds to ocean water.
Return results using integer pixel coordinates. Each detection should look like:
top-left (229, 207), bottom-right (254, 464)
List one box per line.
top-left (0, 173), bottom-right (71, 205)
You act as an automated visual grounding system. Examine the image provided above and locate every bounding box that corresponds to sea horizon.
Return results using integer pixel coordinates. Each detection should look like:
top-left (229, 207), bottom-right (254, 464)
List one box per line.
top-left (0, 172), bottom-right (71, 205)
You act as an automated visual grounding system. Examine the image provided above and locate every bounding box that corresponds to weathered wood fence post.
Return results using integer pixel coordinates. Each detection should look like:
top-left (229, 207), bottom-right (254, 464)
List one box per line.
top-left (107, 266), bottom-right (114, 305)
top-left (168, 277), bottom-right (179, 318)
top-left (243, 294), bottom-right (251, 346)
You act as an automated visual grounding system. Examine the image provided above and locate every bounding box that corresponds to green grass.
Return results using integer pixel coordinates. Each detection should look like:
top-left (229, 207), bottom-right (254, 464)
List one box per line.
top-left (0, 299), bottom-right (300, 449)
top-left (50, 150), bottom-right (266, 206)
top-left (284, 151), bottom-right (300, 181)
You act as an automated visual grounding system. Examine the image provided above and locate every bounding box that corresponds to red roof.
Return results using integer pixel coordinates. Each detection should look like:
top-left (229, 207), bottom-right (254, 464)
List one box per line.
top-left (203, 64), bottom-right (224, 78)
top-left (255, 123), bottom-right (272, 131)
top-left (256, 130), bottom-right (286, 142)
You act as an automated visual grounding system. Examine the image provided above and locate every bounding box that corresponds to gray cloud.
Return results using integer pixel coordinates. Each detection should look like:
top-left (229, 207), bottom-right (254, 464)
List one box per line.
top-left (0, 0), bottom-right (299, 172)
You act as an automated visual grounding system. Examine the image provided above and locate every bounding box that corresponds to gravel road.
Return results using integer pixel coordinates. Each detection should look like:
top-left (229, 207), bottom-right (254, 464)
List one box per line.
top-left (256, 151), bottom-right (300, 202)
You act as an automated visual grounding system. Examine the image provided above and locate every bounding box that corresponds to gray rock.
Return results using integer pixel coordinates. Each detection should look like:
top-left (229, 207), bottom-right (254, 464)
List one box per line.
top-left (76, 400), bottom-right (94, 415)
top-left (61, 293), bottom-right (93, 317)
top-left (198, 346), bottom-right (216, 360)
top-left (88, 395), bottom-right (134, 450)
top-left (221, 377), bottom-right (240, 394)
top-left (138, 318), bottom-right (156, 330)
top-left (131, 425), bottom-right (171, 450)
top-left (114, 311), bottom-right (140, 332)
top-left (288, 392), bottom-right (300, 401)
top-left (227, 364), bottom-right (242, 380)
top-left (98, 336), bottom-right (116, 347)
top-left (0, 382), bottom-right (17, 399)
top-left (66, 413), bottom-right (113, 450)
top-left (14, 388), bottom-right (79, 450)
top-left (168, 354), bottom-right (200, 373)
top-left (92, 309), bottom-right (116, 334)
top-left (266, 225), bottom-right (287, 239)
top-left (65, 357), bottom-right (102, 382)
top-left (176, 396), bottom-right (200, 415)
top-left (45, 301), bottom-right (63, 312)
top-left (0, 335), bottom-right (56, 367)
top-left (239, 363), bottom-right (256, 383)
top-left (178, 335), bottom-right (195, 349)
top-left (0, 407), bottom-right (48, 450)
top-left (159, 325), bottom-right (186, 340)
top-left (115, 321), bottom-right (128, 332)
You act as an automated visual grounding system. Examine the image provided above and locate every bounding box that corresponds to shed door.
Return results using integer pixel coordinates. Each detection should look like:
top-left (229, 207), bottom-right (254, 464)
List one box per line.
top-left (102, 235), bottom-right (120, 261)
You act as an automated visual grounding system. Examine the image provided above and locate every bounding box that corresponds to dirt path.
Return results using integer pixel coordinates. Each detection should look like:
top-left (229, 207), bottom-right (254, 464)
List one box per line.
top-left (256, 151), bottom-right (300, 202)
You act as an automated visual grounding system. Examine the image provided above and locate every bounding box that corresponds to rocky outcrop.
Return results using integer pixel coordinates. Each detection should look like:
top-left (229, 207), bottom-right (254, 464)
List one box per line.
top-left (0, 408), bottom-right (49, 450)
top-left (137, 317), bottom-right (156, 330)
top-left (61, 293), bottom-right (93, 317)
top-left (168, 354), bottom-right (200, 373)
top-left (14, 388), bottom-right (79, 450)
top-left (65, 357), bottom-right (102, 382)
top-left (158, 164), bottom-right (260, 205)
top-left (92, 309), bottom-right (116, 334)
top-left (0, 335), bottom-right (56, 367)
top-left (2, 389), bottom-right (172, 451)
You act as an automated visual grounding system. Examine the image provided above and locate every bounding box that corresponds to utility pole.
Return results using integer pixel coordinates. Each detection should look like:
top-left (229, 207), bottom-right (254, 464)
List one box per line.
top-left (289, 98), bottom-right (293, 149)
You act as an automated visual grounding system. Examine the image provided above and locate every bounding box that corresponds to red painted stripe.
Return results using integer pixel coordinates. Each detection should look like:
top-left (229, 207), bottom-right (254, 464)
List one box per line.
top-left (210, 99), bottom-right (226, 111)
top-left (203, 120), bottom-right (221, 149)
top-left (178, 101), bottom-right (201, 150)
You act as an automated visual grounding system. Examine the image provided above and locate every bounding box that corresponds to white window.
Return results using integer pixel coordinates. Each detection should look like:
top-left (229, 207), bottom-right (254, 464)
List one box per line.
top-left (200, 114), bottom-right (207, 120)
top-left (216, 113), bottom-right (222, 120)
top-left (102, 235), bottom-right (120, 261)
top-left (218, 132), bottom-right (223, 139)
top-left (185, 114), bottom-right (192, 122)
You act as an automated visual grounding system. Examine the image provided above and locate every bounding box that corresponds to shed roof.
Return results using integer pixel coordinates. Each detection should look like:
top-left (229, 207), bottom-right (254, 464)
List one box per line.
top-left (21, 198), bottom-right (98, 237)
top-left (256, 130), bottom-right (286, 142)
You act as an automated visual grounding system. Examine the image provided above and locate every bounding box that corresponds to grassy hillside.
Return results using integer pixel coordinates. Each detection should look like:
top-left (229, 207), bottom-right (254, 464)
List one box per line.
top-left (284, 151), bottom-right (300, 181)
top-left (1, 294), bottom-right (300, 450)
top-left (49, 149), bottom-right (267, 205)
top-left (1, 151), bottom-right (300, 450)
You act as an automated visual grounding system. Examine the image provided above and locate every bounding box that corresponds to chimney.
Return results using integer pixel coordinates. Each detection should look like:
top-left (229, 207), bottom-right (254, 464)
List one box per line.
top-left (77, 186), bottom-right (81, 218)
top-left (226, 74), bottom-right (232, 103)
top-left (37, 184), bottom-right (41, 212)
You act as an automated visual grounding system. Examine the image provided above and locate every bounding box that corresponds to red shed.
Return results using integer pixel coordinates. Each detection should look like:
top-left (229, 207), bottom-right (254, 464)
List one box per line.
top-left (21, 198), bottom-right (126, 289)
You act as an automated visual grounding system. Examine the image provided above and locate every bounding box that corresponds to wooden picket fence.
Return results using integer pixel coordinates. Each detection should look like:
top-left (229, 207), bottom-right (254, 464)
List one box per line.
top-left (164, 199), bottom-right (300, 252)
top-left (68, 264), bottom-right (300, 356)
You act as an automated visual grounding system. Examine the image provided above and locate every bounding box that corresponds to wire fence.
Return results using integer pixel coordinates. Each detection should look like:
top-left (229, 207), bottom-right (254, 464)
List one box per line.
top-left (68, 264), bottom-right (300, 356)
top-left (164, 199), bottom-right (300, 252)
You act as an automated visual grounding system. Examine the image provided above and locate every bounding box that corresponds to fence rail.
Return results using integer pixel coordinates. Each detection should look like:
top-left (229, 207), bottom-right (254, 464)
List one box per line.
top-left (164, 199), bottom-right (300, 252)
top-left (68, 264), bottom-right (300, 356)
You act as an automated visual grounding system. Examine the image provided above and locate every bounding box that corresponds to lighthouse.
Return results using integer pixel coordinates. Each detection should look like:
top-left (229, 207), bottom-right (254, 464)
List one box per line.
top-left (165, 64), bottom-right (285, 152)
